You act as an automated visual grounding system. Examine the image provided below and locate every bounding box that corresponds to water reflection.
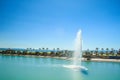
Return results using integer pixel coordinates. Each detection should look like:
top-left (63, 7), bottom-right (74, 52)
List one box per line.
top-left (81, 69), bottom-right (88, 75)
top-left (69, 68), bottom-right (88, 80)
top-left (72, 70), bottom-right (84, 80)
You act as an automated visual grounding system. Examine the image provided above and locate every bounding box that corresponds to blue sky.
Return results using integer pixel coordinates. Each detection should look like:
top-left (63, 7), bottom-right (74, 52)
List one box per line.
top-left (0, 0), bottom-right (120, 50)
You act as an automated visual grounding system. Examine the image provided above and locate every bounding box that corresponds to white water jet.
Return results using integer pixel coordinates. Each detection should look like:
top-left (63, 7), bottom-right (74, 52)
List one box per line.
top-left (73, 29), bottom-right (82, 66)
top-left (63, 29), bottom-right (88, 71)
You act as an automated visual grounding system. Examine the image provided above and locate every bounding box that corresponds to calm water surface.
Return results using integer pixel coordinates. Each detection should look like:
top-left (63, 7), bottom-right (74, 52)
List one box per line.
top-left (0, 55), bottom-right (120, 80)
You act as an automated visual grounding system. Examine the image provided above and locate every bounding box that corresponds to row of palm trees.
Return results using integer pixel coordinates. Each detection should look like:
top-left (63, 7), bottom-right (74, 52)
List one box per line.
top-left (0, 48), bottom-right (73, 57)
top-left (0, 48), bottom-right (120, 58)
top-left (84, 48), bottom-right (120, 55)
top-left (83, 48), bottom-right (120, 59)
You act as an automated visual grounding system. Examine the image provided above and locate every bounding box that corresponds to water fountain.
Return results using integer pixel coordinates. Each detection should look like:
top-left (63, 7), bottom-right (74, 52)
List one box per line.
top-left (63, 30), bottom-right (88, 71)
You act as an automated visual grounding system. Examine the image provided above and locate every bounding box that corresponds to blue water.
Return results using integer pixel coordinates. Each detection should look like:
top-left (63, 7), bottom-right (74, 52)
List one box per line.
top-left (0, 55), bottom-right (120, 80)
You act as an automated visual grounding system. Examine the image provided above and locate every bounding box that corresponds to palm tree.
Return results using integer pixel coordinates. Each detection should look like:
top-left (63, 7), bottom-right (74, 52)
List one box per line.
top-left (84, 49), bottom-right (89, 57)
top-left (30, 48), bottom-right (32, 50)
top-left (42, 48), bottom-right (47, 56)
top-left (110, 48), bottom-right (114, 56)
top-left (42, 48), bottom-right (45, 50)
top-left (95, 48), bottom-right (98, 51)
top-left (17, 50), bottom-right (22, 55)
top-left (38, 48), bottom-right (41, 55)
top-left (85, 49), bottom-right (91, 60)
top-left (99, 48), bottom-right (104, 58)
top-left (106, 48), bottom-right (109, 56)
top-left (101, 48), bottom-right (104, 51)
top-left (56, 48), bottom-right (60, 56)
top-left (95, 47), bottom-right (99, 56)
top-left (26, 48), bottom-right (29, 50)
top-left (86, 49), bottom-right (90, 56)
top-left (53, 48), bottom-right (55, 51)
top-left (42, 48), bottom-right (45, 53)
top-left (117, 49), bottom-right (120, 55)
top-left (49, 48), bottom-right (55, 57)
top-left (57, 48), bottom-right (60, 51)
top-left (23, 50), bottom-right (27, 55)
top-left (90, 51), bottom-right (93, 55)
top-left (101, 48), bottom-right (104, 55)
top-left (46, 48), bottom-right (48, 50)
top-left (46, 48), bottom-right (49, 56)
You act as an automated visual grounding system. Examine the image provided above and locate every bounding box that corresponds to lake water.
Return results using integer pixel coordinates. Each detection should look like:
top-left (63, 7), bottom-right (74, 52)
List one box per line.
top-left (0, 55), bottom-right (120, 80)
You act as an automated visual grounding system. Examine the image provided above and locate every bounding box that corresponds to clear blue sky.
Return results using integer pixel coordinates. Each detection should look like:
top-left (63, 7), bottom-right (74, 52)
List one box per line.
top-left (0, 0), bottom-right (120, 50)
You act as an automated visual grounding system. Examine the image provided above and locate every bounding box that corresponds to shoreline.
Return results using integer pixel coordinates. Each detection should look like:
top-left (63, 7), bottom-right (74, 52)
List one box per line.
top-left (0, 54), bottom-right (120, 62)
